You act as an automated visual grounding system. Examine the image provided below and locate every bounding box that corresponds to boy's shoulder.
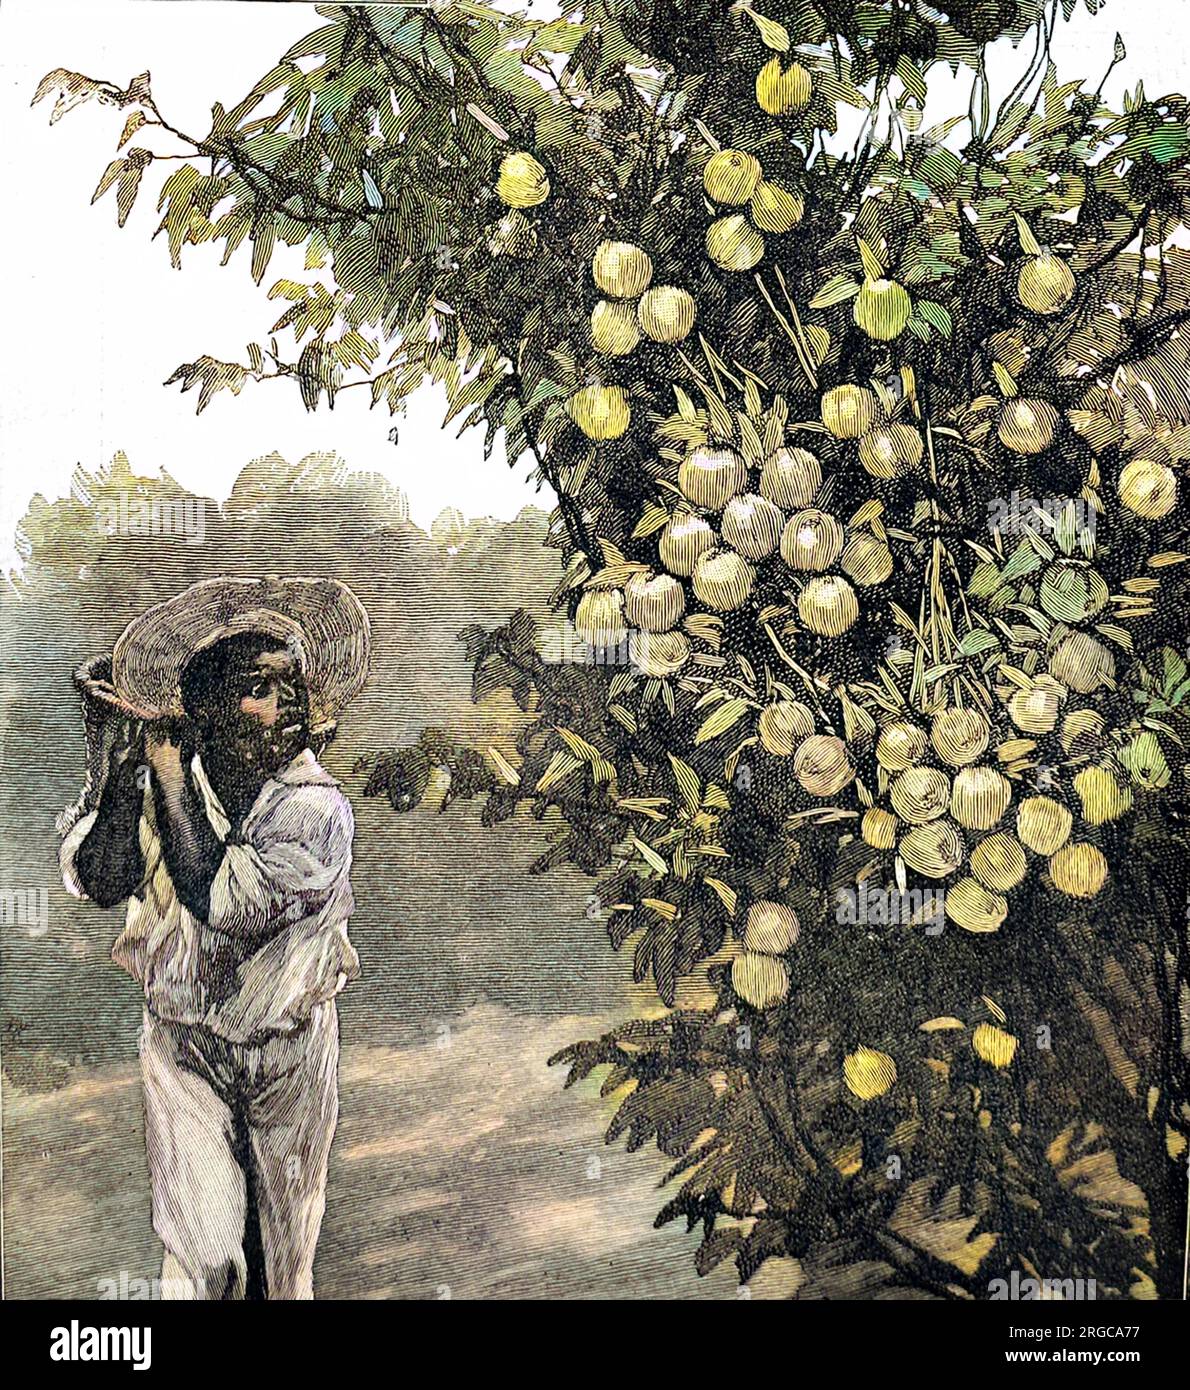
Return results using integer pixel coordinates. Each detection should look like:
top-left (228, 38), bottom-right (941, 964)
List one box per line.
top-left (274, 748), bottom-right (343, 791)
top-left (262, 750), bottom-right (354, 831)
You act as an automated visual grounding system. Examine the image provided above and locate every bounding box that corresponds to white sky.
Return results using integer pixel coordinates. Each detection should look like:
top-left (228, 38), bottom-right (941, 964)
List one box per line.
top-left (1, 0), bottom-right (1187, 574)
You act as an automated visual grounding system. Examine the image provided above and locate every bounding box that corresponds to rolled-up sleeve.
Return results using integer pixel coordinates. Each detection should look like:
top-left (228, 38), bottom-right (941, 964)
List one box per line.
top-left (208, 785), bottom-right (354, 935)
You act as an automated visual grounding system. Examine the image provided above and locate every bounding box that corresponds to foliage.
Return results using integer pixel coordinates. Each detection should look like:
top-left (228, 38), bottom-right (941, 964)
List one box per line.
top-left (42, 1), bottom-right (1190, 1296)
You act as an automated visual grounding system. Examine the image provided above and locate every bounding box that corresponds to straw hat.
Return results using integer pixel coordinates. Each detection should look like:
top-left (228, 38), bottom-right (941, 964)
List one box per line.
top-left (109, 575), bottom-right (370, 729)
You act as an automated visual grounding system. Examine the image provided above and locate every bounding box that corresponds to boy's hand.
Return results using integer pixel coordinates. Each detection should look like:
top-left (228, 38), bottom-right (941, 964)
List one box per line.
top-left (108, 719), bottom-right (145, 773)
top-left (145, 720), bottom-right (190, 785)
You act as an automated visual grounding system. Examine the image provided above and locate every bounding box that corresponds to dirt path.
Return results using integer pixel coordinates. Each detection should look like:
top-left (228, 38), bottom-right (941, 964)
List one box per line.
top-left (4, 1004), bottom-right (750, 1300)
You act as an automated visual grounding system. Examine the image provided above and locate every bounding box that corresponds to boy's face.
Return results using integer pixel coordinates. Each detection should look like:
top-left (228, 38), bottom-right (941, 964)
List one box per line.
top-left (187, 640), bottom-right (310, 777)
top-left (236, 647), bottom-right (303, 732)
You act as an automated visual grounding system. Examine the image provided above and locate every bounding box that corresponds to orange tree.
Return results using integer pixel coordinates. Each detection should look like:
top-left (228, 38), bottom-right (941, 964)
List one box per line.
top-left (41, 1), bottom-right (1190, 1296)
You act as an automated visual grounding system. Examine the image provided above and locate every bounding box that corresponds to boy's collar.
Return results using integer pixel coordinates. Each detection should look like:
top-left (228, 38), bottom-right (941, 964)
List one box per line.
top-left (271, 747), bottom-right (339, 787)
top-left (190, 747), bottom-right (337, 828)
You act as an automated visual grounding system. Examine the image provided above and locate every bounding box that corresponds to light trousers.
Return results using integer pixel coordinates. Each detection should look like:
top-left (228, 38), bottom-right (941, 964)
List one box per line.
top-left (139, 1001), bottom-right (339, 1300)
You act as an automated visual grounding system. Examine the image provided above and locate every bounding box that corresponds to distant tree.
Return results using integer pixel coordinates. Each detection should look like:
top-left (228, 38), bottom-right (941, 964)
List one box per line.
top-left (40, 2), bottom-right (1190, 1296)
top-left (2, 450), bottom-right (571, 1071)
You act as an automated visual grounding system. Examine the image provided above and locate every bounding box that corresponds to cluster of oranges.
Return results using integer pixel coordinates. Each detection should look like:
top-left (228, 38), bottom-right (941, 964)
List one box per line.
top-left (690, 51), bottom-right (817, 275)
top-left (574, 405), bottom-right (896, 678)
top-left (730, 899), bottom-right (800, 1009)
top-left (565, 240), bottom-right (699, 443)
top-left (820, 383), bottom-right (926, 478)
top-left (495, 41), bottom-right (1180, 1104)
top-left (857, 703), bottom-right (1121, 936)
top-left (701, 148), bottom-right (804, 272)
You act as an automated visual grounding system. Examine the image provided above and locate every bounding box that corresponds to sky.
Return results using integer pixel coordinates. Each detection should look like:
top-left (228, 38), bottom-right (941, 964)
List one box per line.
top-left (1, 0), bottom-right (1188, 573)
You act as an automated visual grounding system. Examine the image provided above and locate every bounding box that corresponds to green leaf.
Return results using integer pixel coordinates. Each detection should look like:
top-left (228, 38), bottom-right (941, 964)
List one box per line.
top-left (1014, 213), bottom-right (1043, 257)
top-left (556, 727), bottom-right (617, 783)
top-left (674, 386), bottom-right (699, 420)
top-left (1162, 647), bottom-right (1188, 697)
top-left (738, 4), bottom-right (790, 52)
top-left (156, 163), bottom-right (201, 215)
top-left (804, 325), bottom-right (831, 363)
top-left (959, 628), bottom-right (1000, 657)
top-left (535, 750), bottom-right (582, 793)
top-left (251, 222), bottom-right (276, 286)
top-left (527, 19), bottom-right (593, 56)
top-left (332, 331), bottom-right (378, 373)
top-left (164, 355), bottom-right (249, 415)
top-left (444, 363), bottom-right (505, 426)
top-left (702, 877), bottom-right (738, 916)
top-left (632, 503), bottom-right (669, 539)
top-left (667, 753), bottom-right (702, 810)
top-left (218, 211), bottom-right (251, 266)
top-left (857, 238), bottom-right (886, 280)
top-left (633, 838), bottom-right (669, 876)
top-left (895, 56), bottom-right (927, 105)
top-left (91, 158), bottom-right (124, 205)
top-left (916, 146), bottom-right (962, 195)
top-left (297, 341), bottom-right (331, 411)
top-left (992, 361), bottom-right (1018, 398)
top-left (809, 274), bottom-right (860, 309)
top-left (999, 541), bottom-right (1043, 584)
top-left (360, 169), bottom-right (383, 209)
top-left (118, 109), bottom-right (146, 148)
top-left (115, 161), bottom-right (147, 228)
top-left (283, 22), bottom-right (345, 64)
top-left (694, 697), bottom-right (750, 745)
top-left (967, 561), bottom-right (1002, 599)
top-left (916, 301), bottom-right (953, 337)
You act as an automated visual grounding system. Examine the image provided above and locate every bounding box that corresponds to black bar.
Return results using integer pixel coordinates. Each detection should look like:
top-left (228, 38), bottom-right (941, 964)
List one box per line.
top-left (12, 1296), bottom-right (1185, 1375)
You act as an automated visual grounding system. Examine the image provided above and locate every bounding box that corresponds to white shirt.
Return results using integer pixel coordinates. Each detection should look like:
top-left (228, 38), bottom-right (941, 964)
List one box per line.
top-left (61, 748), bottom-right (360, 1042)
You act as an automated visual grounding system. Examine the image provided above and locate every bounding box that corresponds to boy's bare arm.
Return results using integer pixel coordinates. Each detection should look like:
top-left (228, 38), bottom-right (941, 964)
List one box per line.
top-left (146, 729), bottom-right (224, 924)
top-left (74, 722), bottom-right (147, 907)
